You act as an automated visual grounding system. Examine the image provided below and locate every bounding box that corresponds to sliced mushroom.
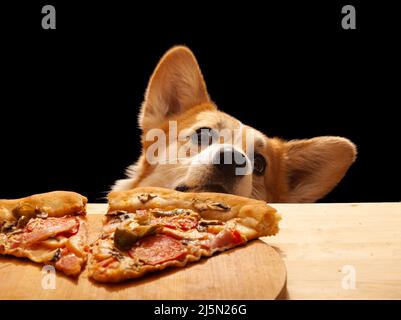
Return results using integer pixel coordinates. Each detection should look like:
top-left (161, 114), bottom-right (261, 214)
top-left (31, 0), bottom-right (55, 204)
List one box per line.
top-left (12, 203), bottom-right (39, 219)
top-left (192, 199), bottom-right (209, 211)
top-left (192, 199), bottom-right (230, 212)
top-left (16, 215), bottom-right (30, 229)
top-left (138, 193), bottom-right (157, 203)
top-left (114, 224), bottom-right (160, 251)
top-left (199, 219), bottom-right (224, 226)
top-left (208, 202), bottom-right (230, 211)
top-left (1, 221), bottom-right (16, 233)
top-left (105, 210), bottom-right (128, 217)
top-left (151, 208), bottom-right (192, 217)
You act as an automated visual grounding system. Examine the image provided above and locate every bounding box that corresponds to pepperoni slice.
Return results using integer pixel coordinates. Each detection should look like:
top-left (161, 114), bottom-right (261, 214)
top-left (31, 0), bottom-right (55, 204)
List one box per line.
top-left (25, 217), bottom-right (79, 234)
top-left (129, 234), bottom-right (187, 266)
top-left (18, 217), bottom-right (79, 246)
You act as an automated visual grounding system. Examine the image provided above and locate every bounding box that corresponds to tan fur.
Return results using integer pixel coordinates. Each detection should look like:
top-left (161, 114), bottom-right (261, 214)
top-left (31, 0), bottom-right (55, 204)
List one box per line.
top-left (113, 46), bottom-right (357, 202)
top-left (138, 46), bottom-right (210, 132)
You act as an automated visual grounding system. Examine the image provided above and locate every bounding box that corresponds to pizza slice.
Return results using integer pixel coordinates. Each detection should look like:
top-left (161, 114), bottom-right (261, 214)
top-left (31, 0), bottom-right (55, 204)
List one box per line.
top-left (0, 191), bottom-right (88, 277)
top-left (89, 187), bottom-right (280, 283)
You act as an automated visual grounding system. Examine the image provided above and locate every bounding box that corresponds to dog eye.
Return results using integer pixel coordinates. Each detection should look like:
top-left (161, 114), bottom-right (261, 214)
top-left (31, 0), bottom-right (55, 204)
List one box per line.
top-left (253, 153), bottom-right (267, 176)
top-left (192, 127), bottom-right (216, 146)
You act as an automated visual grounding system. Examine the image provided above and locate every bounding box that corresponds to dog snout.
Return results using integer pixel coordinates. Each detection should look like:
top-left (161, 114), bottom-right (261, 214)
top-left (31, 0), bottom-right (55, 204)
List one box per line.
top-left (213, 146), bottom-right (247, 176)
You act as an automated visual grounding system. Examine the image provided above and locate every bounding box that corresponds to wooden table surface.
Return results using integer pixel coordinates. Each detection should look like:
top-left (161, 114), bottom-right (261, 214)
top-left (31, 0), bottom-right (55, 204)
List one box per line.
top-left (264, 202), bottom-right (401, 299)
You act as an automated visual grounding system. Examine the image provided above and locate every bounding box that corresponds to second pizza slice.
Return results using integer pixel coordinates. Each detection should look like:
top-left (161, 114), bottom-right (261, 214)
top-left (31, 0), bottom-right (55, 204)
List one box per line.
top-left (89, 187), bottom-right (281, 283)
top-left (0, 191), bottom-right (89, 277)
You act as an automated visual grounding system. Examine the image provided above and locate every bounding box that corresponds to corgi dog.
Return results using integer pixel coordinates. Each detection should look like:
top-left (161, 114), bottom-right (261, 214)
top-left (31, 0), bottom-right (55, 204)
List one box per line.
top-left (112, 46), bottom-right (356, 202)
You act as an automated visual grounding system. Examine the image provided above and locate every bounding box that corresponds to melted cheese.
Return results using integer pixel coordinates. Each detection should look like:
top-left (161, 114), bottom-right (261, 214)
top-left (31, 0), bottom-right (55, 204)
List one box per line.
top-left (6, 246), bottom-right (58, 263)
top-left (41, 236), bottom-right (68, 249)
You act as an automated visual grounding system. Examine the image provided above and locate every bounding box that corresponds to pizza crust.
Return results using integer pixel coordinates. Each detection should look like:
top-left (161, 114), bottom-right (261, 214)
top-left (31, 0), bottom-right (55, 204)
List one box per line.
top-left (108, 187), bottom-right (280, 240)
top-left (0, 191), bottom-right (87, 223)
top-left (89, 187), bottom-right (281, 283)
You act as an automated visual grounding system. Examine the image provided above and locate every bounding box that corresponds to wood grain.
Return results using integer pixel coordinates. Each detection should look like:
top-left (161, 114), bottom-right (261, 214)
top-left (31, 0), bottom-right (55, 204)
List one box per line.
top-left (0, 204), bottom-right (287, 300)
top-left (264, 202), bottom-right (401, 299)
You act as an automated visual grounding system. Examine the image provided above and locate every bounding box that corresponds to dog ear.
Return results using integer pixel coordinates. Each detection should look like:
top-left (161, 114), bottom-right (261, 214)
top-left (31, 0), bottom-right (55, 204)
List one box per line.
top-left (138, 46), bottom-right (210, 131)
top-left (283, 136), bottom-right (357, 202)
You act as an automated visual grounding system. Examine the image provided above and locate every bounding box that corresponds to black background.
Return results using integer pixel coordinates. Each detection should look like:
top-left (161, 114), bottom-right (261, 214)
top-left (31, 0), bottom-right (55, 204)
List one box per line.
top-left (2, 300), bottom-right (400, 319)
top-left (0, 1), bottom-right (400, 202)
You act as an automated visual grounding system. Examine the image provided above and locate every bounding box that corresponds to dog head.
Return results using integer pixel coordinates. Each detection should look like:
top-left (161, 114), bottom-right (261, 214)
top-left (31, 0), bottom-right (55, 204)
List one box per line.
top-left (113, 46), bottom-right (356, 202)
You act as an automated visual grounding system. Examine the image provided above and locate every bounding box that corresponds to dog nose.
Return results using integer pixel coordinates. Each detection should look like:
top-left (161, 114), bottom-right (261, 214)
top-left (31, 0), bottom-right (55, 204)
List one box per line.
top-left (213, 147), bottom-right (247, 176)
top-left (175, 184), bottom-right (189, 192)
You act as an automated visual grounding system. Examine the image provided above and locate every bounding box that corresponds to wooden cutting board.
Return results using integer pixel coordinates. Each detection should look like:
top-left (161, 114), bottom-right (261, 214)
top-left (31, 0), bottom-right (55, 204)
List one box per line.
top-left (0, 205), bottom-right (287, 300)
